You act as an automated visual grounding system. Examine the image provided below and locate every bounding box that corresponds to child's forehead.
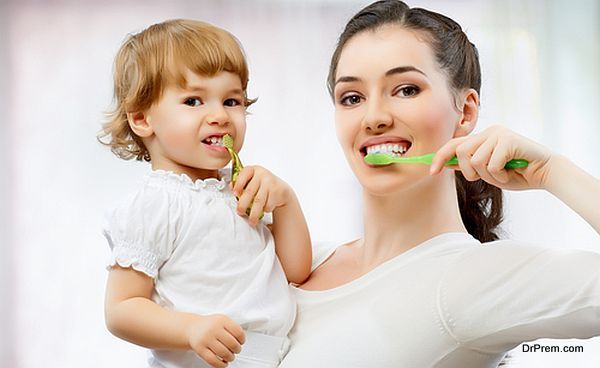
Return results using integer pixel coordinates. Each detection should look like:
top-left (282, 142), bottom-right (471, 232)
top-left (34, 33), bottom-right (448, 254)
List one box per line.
top-left (165, 66), bottom-right (244, 91)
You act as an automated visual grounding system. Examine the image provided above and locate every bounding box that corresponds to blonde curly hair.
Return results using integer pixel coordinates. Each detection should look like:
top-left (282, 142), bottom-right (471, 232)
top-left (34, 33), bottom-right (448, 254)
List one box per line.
top-left (98, 19), bottom-right (255, 161)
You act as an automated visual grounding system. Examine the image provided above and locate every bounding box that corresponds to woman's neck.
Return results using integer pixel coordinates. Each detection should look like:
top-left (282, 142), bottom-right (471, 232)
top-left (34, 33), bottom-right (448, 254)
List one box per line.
top-left (360, 171), bottom-right (466, 268)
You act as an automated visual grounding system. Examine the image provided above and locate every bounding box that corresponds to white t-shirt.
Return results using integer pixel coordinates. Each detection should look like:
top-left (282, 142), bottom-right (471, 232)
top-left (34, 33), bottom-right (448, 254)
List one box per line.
top-left (104, 170), bottom-right (295, 368)
top-left (279, 232), bottom-right (600, 368)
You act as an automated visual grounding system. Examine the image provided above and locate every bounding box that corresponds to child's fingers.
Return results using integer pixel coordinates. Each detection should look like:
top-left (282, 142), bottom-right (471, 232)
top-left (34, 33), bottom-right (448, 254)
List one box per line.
top-left (232, 166), bottom-right (255, 196)
top-left (248, 186), bottom-right (269, 226)
top-left (224, 320), bottom-right (246, 345)
top-left (200, 348), bottom-right (227, 368)
top-left (217, 330), bottom-right (243, 354)
top-left (209, 340), bottom-right (235, 363)
top-left (237, 178), bottom-right (260, 216)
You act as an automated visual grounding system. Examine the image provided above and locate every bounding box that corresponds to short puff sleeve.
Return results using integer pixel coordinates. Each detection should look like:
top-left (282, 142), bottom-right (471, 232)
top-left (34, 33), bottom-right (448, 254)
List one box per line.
top-left (103, 184), bottom-right (179, 279)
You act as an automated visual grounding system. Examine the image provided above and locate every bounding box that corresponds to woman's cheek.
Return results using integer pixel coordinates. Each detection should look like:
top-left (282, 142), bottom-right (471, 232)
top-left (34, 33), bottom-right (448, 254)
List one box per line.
top-left (413, 101), bottom-right (457, 148)
top-left (334, 113), bottom-right (354, 149)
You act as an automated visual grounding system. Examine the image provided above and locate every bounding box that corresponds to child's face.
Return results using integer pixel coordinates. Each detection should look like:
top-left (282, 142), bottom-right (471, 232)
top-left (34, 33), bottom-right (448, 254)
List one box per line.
top-left (143, 70), bottom-right (247, 178)
top-left (333, 25), bottom-right (464, 195)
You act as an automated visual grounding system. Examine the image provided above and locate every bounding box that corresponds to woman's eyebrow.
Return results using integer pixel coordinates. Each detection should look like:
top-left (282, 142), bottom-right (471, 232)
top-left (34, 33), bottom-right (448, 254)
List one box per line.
top-left (334, 76), bottom-right (361, 87)
top-left (335, 66), bottom-right (427, 87)
top-left (385, 65), bottom-right (427, 77)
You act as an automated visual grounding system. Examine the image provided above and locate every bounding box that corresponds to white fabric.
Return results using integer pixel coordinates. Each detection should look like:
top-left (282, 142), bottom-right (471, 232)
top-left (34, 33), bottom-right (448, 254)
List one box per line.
top-left (149, 332), bottom-right (290, 368)
top-left (279, 233), bottom-right (600, 368)
top-left (103, 169), bottom-right (295, 368)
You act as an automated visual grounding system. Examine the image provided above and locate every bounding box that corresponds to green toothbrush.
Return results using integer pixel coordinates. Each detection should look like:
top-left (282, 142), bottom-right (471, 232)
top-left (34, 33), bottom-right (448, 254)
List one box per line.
top-left (364, 153), bottom-right (528, 169)
top-left (223, 134), bottom-right (243, 184)
top-left (223, 134), bottom-right (263, 219)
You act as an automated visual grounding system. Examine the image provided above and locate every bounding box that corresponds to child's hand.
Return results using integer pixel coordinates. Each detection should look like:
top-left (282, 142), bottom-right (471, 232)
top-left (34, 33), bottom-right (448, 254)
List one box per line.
top-left (430, 125), bottom-right (554, 191)
top-left (187, 314), bottom-right (245, 368)
top-left (232, 165), bottom-right (293, 226)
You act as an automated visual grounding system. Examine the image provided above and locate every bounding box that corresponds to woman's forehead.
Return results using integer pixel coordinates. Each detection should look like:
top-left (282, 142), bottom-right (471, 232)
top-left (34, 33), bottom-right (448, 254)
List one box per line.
top-left (336, 25), bottom-right (438, 79)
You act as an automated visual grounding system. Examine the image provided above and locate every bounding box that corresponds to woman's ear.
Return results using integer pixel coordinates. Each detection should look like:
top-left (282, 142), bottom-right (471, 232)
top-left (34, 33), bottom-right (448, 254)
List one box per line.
top-left (127, 111), bottom-right (154, 138)
top-left (454, 88), bottom-right (479, 137)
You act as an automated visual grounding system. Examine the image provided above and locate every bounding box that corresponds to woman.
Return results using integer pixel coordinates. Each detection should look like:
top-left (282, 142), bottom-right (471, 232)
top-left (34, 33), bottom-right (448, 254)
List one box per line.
top-left (279, 1), bottom-right (600, 367)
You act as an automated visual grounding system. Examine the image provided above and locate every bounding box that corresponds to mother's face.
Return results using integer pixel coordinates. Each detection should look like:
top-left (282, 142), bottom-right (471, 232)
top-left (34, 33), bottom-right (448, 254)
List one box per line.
top-left (332, 25), bottom-right (474, 195)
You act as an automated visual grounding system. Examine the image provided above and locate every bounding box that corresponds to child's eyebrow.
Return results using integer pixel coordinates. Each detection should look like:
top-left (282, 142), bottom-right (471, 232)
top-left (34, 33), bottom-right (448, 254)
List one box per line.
top-left (184, 85), bottom-right (244, 95)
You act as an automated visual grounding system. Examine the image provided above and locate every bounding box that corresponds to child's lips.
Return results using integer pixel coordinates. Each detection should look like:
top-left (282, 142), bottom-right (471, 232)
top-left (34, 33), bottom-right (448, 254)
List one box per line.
top-left (202, 141), bottom-right (228, 153)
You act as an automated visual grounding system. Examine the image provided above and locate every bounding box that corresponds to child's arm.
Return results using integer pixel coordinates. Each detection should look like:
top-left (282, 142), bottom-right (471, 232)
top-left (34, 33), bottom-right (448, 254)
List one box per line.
top-left (105, 266), bottom-right (245, 368)
top-left (233, 166), bottom-right (312, 284)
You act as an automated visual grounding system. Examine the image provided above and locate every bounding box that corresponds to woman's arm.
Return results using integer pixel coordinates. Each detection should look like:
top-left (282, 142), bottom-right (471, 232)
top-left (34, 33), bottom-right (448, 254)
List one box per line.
top-left (543, 154), bottom-right (600, 233)
top-left (431, 125), bottom-right (600, 234)
top-left (105, 266), bottom-right (245, 368)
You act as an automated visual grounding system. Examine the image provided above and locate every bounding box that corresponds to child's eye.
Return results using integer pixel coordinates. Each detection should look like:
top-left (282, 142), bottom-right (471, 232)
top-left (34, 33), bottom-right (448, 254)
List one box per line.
top-left (339, 94), bottom-right (363, 106)
top-left (395, 85), bottom-right (420, 98)
top-left (184, 97), bottom-right (202, 107)
top-left (224, 98), bottom-right (242, 107)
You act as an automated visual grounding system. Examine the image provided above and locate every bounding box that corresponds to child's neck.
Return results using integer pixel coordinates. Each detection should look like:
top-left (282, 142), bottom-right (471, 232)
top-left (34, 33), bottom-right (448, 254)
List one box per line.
top-left (151, 161), bottom-right (220, 181)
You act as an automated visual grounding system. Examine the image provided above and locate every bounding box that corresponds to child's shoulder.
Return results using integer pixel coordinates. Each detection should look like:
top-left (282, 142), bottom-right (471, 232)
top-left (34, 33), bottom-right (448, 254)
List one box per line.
top-left (106, 171), bottom-right (174, 213)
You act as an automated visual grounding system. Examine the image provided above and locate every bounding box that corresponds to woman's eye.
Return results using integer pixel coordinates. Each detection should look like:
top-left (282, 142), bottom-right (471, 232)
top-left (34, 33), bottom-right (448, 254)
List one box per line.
top-left (340, 94), bottom-right (363, 106)
top-left (224, 98), bottom-right (242, 107)
top-left (184, 97), bottom-right (202, 107)
top-left (396, 85), bottom-right (420, 97)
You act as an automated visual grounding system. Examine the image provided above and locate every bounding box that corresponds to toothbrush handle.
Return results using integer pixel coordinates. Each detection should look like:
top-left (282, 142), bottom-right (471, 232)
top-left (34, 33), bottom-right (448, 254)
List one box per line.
top-left (445, 157), bottom-right (528, 169)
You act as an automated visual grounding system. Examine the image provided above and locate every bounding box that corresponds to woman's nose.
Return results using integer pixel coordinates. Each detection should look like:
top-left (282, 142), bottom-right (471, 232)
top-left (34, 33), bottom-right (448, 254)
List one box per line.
top-left (364, 120), bottom-right (392, 132)
top-left (362, 98), bottom-right (393, 132)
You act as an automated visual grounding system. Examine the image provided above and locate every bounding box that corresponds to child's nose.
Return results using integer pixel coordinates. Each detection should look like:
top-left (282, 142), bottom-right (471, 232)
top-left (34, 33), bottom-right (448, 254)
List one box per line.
top-left (206, 105), bottom-right (229, 126)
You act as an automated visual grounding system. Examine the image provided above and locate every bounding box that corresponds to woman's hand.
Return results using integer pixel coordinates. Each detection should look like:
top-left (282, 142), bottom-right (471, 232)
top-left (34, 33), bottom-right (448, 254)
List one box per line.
top-left (232, 165), bottom-right (294, 226)
top-left (430, 125), bottom-right (554, 191)
top-left (187, 314), bottom-right (245, 368)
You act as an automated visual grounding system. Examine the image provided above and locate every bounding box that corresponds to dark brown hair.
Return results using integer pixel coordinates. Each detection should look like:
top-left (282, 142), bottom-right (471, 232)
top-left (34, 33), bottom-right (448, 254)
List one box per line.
top-left (328, 0), bottom-right (503, 243)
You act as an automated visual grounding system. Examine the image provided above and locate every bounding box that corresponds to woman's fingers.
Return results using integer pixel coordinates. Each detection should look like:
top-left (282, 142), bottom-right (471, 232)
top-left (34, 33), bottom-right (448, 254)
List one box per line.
top-left (470, 135), bottom-right (502, 184)
top-left (487, 138), bottom-right (512, 183)
top-left (430, 136), bottom-right (467, 175)
top-left (454, 140), bottom-right (480, 181)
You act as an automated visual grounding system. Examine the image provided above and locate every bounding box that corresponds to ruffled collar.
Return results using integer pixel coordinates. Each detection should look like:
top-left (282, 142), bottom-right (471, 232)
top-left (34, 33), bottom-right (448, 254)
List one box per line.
top-left (147, 169), bottom-right (231, 192)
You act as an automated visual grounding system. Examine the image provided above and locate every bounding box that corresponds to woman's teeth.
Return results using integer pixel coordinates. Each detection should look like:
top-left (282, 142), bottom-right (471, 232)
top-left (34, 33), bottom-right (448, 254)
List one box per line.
top-left (366, 143), bottom-right (408, 156)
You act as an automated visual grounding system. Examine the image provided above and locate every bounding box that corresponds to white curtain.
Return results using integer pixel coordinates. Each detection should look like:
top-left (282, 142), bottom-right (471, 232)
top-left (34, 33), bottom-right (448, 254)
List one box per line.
top-left (1, 0), bottom-right (598, 366)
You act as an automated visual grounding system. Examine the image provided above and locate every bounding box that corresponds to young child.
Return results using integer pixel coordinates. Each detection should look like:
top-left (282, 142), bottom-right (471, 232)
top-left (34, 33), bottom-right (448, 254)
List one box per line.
top-left (98, 19), bottom-right (312, 368)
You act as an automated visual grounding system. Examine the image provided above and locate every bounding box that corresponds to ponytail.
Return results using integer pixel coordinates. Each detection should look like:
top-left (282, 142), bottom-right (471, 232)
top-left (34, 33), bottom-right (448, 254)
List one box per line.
top-left (455, 172), bottom-right (503, 242)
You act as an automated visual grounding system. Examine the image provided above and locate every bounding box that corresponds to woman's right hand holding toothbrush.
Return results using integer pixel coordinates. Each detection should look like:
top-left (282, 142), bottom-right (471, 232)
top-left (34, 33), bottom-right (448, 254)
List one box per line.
top-left (431, 125), bottom-right (600, 233)
top-left (187, 314), bottom-right (246, 368)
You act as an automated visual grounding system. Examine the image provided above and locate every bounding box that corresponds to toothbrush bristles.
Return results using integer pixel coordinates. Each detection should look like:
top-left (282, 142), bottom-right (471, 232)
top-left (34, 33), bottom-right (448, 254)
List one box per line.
top-left (223, 134), bottom-right (234, 150)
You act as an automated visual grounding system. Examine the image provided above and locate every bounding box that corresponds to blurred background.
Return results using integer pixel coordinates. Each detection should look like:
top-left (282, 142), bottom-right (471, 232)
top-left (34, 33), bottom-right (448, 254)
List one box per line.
top-left (0, 0), bottom-right (598, 366)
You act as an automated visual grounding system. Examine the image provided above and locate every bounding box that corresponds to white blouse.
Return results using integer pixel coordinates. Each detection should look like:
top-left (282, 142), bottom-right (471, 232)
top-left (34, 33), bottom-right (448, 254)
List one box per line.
top-left (279, 233), bottom-right (600, 368)
top-left (104, 170), bottom-right (295, 367)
